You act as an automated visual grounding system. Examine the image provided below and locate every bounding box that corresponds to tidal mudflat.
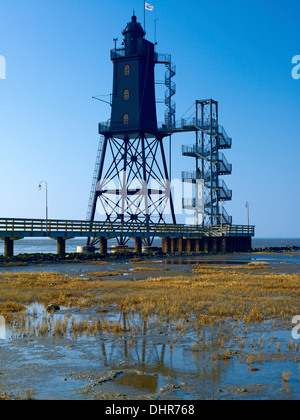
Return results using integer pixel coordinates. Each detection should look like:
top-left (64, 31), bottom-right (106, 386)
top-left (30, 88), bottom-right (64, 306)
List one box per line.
top-left (0, 252), bottom-right (300, 400)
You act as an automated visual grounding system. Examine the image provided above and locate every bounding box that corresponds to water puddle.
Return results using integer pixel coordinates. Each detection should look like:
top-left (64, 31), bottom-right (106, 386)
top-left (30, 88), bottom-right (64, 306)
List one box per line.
top-left (113, 371), bottom-right (160, 393)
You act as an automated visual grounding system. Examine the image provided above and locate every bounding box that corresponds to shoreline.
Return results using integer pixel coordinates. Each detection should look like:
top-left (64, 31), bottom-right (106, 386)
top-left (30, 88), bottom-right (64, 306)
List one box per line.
top-left (0, 246), bottom-right (299, 267)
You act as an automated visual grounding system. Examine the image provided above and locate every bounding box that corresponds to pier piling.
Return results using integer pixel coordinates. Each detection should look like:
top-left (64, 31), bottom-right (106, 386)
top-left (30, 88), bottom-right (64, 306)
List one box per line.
top-left (4, 238), bottom-right (14, 257)
top-left (100, 238), bottom-right (108, 255)
top-left (56, 238), bottom-right (66, 257)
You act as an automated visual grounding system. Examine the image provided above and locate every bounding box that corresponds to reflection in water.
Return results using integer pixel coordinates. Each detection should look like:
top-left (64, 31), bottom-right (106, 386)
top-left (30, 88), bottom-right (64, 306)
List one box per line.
top-left (162, 259), bottom-right (248, 266)
top-left (114, 372), bottom-right (158, 393)
top-left (96, 312), bottom-right (228, 394)
top-left (2, 307), bottom-right (299, 398)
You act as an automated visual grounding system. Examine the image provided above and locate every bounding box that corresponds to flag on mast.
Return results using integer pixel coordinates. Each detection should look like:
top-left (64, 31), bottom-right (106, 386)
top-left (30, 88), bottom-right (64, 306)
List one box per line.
top-left (145, 2), bottom-right (154, 11)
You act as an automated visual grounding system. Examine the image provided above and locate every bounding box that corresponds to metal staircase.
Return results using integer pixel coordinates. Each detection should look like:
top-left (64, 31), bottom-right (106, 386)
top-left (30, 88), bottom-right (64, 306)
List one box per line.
top-left (86, 135), bottom-right (105, 222)
top-left (164, 61), bottom-right (176, 128)
top-left (154, 53), bottom-right (176, 129)
top-left (181, 99), bottom-right (233, 226)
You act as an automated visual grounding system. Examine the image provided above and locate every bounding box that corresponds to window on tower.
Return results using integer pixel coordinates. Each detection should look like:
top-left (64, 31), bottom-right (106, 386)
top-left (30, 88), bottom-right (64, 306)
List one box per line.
top-left (123, 89), bottom-right (130, 100)
top-left (123, 65), bottom-right (130, 76)
top-left (123, 114), bottom-right (129, 125)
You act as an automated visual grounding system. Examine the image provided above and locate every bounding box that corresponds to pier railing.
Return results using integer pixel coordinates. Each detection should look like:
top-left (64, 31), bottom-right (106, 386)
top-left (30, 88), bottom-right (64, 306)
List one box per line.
top-left (0, 218), bottom-right (255, 239)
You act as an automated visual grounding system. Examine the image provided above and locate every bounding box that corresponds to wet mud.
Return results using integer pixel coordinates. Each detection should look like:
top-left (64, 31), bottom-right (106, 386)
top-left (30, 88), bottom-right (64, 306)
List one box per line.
top-left (0, 251), bottom-right (300, 400)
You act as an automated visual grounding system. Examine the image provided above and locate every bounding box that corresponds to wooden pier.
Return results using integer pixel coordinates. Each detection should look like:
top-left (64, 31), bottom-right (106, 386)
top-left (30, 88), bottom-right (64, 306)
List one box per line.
top-left (0, 218), bottom-right (255, 257)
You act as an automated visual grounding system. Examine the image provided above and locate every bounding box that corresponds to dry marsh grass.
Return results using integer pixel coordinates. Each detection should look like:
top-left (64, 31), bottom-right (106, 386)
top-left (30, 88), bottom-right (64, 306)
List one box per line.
top-left (98, 270), bottom-right (300, 322)
top-left (191, 262), bottom-right (271, 273)
top-left (0, 272), bottom-right (102, 308)
top-left (0, 301), bottom-right (25, 315)
top-left (0, 267), bottom-right (299, 324)
top-left (130, 259), bottom-right (163, 265)
top-left (0, 386), bottom-right (34, 400)
top-left (2, 264), bottom-right (300, 399)
top-left (131, 267), bottom-right (168, 273)
top-left (0, 262), bottom-right (28, 267)
top-left (86, 270), bottom-right (127, 278)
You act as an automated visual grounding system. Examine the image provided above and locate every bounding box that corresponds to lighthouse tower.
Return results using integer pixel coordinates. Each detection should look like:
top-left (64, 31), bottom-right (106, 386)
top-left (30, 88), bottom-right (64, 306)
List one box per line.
top-left (86, 15), bottom-right (176, 245)
top-left (110, 15), bottom-right (157, 132)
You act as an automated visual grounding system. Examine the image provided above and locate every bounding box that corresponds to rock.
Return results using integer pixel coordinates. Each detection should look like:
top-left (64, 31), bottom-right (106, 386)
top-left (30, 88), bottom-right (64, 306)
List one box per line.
top-left (77, 246), bottom-right (95, 254)
top-left (237, 387), bottom-right (248, 393)
top-left (249, 366), bottom-right (260, 372)
top-left (46, 304), bottom-right (60, 313)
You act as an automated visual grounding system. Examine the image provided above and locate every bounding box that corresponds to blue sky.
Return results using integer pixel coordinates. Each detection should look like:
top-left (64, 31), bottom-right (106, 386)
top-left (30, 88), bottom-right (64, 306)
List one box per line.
top-left (0, 0), bottom-right (299, 238)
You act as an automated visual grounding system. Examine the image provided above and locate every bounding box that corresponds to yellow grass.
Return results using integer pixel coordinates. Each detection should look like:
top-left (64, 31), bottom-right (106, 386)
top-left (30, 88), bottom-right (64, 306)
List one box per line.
top-left (0, 267), bottom-right (299, 324)
top-left (86, 270), bottom-right (127, 278)
top-left (0, 301), bottom-right (25, 316)
top-left (0, 386), bottom-right (34, 400)
top-left (131, 267), bottom-right (168, 272)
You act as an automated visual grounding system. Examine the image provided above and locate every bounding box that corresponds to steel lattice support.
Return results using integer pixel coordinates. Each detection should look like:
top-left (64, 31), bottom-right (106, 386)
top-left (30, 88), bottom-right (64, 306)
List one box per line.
top-left (87, 132), bottom-right (176, 245)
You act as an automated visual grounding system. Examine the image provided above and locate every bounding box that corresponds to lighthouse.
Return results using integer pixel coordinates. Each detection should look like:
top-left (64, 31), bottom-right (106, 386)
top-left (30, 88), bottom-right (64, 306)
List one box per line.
top-left (86, 15), bottom-right (176, 246)
top-left (110, 15), bottom-right (157, 133)
top-left (86, 13), bottom-right (233, 250)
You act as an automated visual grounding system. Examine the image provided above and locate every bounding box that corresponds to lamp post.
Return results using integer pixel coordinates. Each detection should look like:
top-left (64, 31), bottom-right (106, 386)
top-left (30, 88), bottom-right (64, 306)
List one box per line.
top-left (38, 180), bottom-right (48, 233)
top-left (245, 202), bottom-right (250, 231)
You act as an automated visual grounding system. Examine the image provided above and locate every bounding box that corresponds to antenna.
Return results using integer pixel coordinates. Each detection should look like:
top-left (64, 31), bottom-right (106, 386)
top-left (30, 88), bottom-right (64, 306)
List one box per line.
top-left (113, 38), bottom-right (118, 51)
top-left (92, 95), bottom-right (112, 106)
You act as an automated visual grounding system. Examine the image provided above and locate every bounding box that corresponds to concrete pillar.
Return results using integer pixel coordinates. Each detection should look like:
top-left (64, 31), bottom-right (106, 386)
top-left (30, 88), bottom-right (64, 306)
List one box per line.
top-left (243, 237), bottom-right (251, 252)
top-left (212, 238), bottom-right (218, 253)
top-left (230, 237), bottom-right (235, 253)
top-left (57, 238), bottom-right (66, 257)
top-left (186, 239), bottom-right (192, 253)
top-left (227, 237), bottom-right (233, 253)
top-left (221, 237), bottom-right (228, 253)
top-left (230, 237), bottom-right (235, 252)
top-left (171, 238), bottom-right (181, 253)
top-left (195, 239), bottom-right (201, 253)
top-left (177, 237), bottom-right (183, 253)
top-left (4, 238), bottom-right (14, 257)
top-left (231, 237), bottom-right (237, 252)
top-left (135, 237), bottom-right (142, 254)
top-left (241, 237), bottom-right (246, 252)
top-left (246, 237), bottom-right (252, 252)
top-left (203, 237), bottom-right (209, 253)
top-left (238, 237), bottom-right (243, 252)
top-left (170, 238), bottom-right (175, 253)
top-left (162, 237), bottom-right (171, 254)
top-left (237, 237), bottom-right (243, 252)
top-left (100, 237), bottom-right (108, 255)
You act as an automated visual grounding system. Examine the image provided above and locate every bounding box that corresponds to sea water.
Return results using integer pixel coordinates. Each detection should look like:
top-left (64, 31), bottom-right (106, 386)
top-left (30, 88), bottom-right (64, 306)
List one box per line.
top-left (0, 237), bottom-right (299, 256)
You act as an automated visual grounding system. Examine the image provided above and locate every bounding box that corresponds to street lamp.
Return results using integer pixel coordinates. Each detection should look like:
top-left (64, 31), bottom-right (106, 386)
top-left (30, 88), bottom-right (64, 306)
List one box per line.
top-left (245, 202), bottom-right (250, 229)
top-left (154, 18), bottom-right (158, 45)
top-left (38, 180), bottom-right (48, 233)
